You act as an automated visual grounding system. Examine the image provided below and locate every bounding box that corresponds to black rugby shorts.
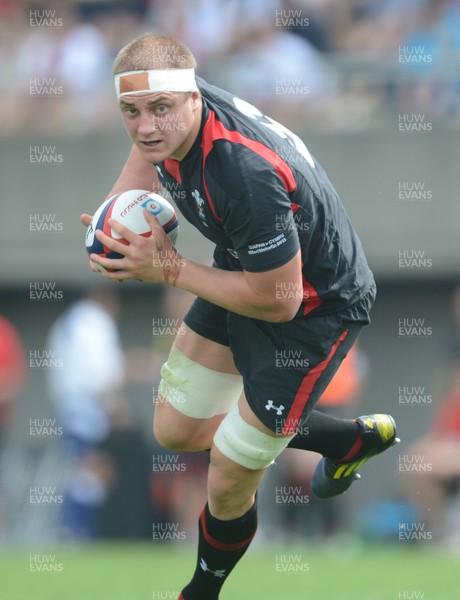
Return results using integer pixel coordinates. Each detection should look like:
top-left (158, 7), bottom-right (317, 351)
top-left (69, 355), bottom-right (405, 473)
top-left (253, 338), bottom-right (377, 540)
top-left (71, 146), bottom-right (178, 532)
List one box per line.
top-left (184, 259), bottom-right (375, 434)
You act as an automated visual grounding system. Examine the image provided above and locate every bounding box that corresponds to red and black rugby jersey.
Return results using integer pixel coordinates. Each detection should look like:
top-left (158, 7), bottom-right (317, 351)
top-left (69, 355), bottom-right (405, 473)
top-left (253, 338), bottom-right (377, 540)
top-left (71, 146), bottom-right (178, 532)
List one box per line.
top-left (155, 77), bottom-right (375, 318)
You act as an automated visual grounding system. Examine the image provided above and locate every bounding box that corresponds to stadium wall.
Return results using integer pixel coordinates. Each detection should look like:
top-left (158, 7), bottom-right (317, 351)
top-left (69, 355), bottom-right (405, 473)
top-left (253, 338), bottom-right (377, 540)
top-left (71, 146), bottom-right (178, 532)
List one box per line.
top-left (0, 129), bottom-right (456, 283)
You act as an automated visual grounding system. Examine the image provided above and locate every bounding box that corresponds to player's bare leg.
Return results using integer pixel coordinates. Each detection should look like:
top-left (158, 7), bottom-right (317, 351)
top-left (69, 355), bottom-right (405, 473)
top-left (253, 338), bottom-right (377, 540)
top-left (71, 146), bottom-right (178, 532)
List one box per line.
top-left (207, 395), bottom-right (276, 519)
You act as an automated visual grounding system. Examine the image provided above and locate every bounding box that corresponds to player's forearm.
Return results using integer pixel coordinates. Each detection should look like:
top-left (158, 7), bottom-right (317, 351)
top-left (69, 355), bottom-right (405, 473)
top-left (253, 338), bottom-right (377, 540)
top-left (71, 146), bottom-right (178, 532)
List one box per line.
top-left (171, 258), bottom-right (297, 322)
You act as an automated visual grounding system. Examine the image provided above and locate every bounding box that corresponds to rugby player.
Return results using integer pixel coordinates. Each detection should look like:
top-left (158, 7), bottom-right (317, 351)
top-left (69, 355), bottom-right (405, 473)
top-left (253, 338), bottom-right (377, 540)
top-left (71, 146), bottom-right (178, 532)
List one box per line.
top-left (81, 34), bottom-right (399, 599)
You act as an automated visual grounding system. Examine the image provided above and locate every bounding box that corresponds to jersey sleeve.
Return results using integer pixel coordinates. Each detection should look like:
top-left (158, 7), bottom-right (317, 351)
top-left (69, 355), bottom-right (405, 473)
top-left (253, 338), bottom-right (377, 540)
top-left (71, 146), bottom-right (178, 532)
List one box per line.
top-left (209, 143), bottom-right (300, 272)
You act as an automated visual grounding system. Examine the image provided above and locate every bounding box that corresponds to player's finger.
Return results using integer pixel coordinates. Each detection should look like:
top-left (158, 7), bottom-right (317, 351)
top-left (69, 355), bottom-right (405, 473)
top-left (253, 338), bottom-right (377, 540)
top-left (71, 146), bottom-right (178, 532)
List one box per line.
top-left (107, 218), bottom-right (138, 244)
top-left (142, 208), bottom-right (162, 231)
top-left (143, 209), bottom-right (172, 250)
top-left (89, 253), bottom-right (126, 271)
top-left (95, 228), bottom-right (129, 255)
top-left (80, 213), bottom-right (93, 227)
top-left (89, 258), bottom-right (101, 272)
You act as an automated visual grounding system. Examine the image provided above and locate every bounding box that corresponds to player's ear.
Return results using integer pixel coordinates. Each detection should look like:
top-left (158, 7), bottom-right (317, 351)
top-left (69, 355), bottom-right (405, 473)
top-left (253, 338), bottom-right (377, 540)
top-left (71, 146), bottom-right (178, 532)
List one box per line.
top-left (190, 91), bottom-right (201, 111)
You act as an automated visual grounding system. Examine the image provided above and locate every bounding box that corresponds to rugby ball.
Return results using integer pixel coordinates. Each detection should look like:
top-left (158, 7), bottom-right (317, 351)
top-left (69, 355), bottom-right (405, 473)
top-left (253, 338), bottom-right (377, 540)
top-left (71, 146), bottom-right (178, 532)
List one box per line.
top-left (85, 189), bottom-right (179, 268)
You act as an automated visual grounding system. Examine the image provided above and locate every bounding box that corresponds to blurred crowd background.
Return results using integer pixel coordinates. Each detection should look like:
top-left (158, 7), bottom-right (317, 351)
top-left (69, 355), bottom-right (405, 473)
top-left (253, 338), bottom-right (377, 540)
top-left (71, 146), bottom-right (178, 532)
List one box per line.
top-left (1, 0), bottom-right (460, 134)
top-left (1, 0), bottom-right (460, 552)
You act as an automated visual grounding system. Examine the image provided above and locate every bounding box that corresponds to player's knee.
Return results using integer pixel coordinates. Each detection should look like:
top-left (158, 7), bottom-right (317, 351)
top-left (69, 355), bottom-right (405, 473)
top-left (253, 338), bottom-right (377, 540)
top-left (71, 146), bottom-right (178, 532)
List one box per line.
top-left (153, 413), bottom-right (201, 451)
top-left (154, 426), bottom-right (196, 451)
top-left (154, 399), bottom-right (218, 451)
top-left (153, 420), bottom-right (180, 451)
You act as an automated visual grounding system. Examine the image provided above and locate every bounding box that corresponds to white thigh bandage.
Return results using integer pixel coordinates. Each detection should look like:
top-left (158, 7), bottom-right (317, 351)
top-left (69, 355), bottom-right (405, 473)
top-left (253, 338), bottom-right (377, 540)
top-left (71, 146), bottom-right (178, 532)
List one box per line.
top-left (158, 345), bottom-right (243, 419)
top-left (213, 405), bottom-right (295, 470)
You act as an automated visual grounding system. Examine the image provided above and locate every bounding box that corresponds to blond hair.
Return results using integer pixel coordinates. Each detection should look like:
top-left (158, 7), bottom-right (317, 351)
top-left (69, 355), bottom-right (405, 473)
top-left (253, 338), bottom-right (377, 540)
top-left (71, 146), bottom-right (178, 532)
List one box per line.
top-left (113, 33), bottom-right (197, 75)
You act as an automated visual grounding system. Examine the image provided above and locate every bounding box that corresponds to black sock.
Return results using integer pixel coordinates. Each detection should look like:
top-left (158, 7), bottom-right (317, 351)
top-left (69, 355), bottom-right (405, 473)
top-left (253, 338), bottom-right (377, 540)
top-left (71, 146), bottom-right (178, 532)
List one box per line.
top-left (180, 501), bottom-right (258, 600)
top-left (287, 410), bottom-right (361, 459)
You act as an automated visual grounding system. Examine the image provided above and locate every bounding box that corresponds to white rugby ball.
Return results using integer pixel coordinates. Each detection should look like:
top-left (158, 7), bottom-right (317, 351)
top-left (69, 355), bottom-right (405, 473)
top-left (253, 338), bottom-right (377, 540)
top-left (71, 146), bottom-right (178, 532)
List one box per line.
top-left (85, 189), bottom-right (179, 268)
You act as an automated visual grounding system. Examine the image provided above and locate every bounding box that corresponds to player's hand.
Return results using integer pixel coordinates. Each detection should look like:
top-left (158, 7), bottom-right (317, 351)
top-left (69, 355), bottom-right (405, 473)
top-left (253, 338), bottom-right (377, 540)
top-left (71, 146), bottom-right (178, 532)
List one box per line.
top-left (89, 209), bottom-right (184, 285)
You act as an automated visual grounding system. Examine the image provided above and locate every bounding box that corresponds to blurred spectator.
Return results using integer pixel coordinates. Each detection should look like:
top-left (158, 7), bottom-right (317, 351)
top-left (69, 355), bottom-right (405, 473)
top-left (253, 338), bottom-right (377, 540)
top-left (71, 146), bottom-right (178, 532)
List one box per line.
top-left (47, 287), bottom-right (124, 450)
top-left (402, 361), bottom-right (460, 544)
top-left (3, 2), bottom-right (115, 134)
top-left (46, 286), bottom-right (124, 538)
top-left (402, 285), bottom-right (460, 545)
top-left (215, 23), bottom-right (337, 117)
top-left (96, 399), bottom-right (154, 539)
top-left (0, 316), bottom-right (26, 454)
top-left (0, 0), bottom-right (146, 134)
top-left (0, 315), bottom-right (26, 535)
top-left (148, 0), bottom-right (243, 63)
top-left (0, 315), bottom-right (26, 539)
top-left (395, 0), bottom-right (460, 119)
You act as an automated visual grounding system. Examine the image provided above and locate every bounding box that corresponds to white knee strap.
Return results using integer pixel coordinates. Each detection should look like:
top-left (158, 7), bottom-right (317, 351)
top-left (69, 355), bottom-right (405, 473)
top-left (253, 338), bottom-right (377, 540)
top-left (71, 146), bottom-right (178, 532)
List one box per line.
top-left (213, 404), bottom-right (295, 470)
top-left (158, 345), bottom-right (243, 419)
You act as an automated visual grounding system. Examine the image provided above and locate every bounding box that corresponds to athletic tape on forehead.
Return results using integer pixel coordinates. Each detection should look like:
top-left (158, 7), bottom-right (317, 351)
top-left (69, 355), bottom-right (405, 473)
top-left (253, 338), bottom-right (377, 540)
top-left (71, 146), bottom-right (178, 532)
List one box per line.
top-left (115, 69), bottom-right (198, 97)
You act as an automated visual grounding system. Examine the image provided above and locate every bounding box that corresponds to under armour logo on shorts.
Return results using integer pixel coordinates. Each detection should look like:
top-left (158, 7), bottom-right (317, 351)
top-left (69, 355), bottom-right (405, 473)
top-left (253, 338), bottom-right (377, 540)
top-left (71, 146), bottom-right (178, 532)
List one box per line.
top-left (265, 400), bottom-right (285, 415)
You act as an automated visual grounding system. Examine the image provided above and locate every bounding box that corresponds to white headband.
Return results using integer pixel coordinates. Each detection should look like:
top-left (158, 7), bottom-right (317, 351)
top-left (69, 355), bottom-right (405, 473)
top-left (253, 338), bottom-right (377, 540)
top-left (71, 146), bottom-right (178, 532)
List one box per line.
top-left (115, 69), bottom-right (198, 98)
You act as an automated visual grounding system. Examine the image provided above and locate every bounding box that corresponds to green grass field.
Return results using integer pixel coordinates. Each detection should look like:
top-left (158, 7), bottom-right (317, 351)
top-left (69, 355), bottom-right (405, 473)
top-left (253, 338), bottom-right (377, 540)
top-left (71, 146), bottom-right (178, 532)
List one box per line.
top-left (2, 542), bottom-right (458, 600)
